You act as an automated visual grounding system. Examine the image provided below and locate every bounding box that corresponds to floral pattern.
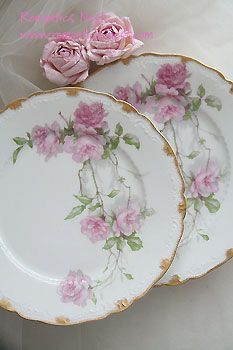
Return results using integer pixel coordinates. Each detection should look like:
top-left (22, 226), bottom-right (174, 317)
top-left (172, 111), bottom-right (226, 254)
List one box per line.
top-left (12, 101), bottom-right (154, 307)
top-left (114, 62), bottom-right (228, 242)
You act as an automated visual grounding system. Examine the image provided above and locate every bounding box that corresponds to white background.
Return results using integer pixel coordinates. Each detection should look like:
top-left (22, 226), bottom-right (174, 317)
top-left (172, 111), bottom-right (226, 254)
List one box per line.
top-left (0, 0), bottom-right (233, 349)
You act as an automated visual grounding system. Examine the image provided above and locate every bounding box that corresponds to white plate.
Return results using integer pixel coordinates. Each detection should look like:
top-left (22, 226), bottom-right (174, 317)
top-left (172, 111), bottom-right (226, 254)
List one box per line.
top-left (0, 87), bottom-right (184, 324)
top-left (83, 53), bottom-right (233, 286)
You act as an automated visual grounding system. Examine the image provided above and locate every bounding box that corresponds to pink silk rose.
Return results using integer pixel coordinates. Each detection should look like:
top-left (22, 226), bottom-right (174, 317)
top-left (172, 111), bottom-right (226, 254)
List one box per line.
top-left (58, 270), bottom-right (92, 306)
top-left (74, 102), bottom-right (107, 129)
top-left (86, 13), bottom-right (143, 65)
top-left (156, 63), bottom-right (188, 90)
top-left (31, 121), bottom-right (61, 160)
top-left (80, 216), bottom-right (110, 243)
top-left (191, 165), bottom-right (220, 198)
top-left (113, 201), bottom-right (142, 237)
top-left (40, 37), bottom-right (90, 86)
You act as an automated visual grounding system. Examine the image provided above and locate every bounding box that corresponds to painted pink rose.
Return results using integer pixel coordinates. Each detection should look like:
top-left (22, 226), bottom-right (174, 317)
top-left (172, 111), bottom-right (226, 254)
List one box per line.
top-left (153, 97), bottom-right (185, 123)
top-left (114, 82), bottom-right (143, 111)
top-left (155, 83), bottom-right (179, 96)
top-left (86, 13), bottom-right (143, 65)
top-left (191, 165), bottom-right (220, 198)
top-left (156, 63), bottom-right (188, 90)
top-left (144, 96), bottom-right (158, 114)
top-left (74, 102), bottom-right (107, 129)
top-left (64, 134), bottom-right (104, 163)
top-left (31, 121), bottom-right (61, 160)
top-left (58, 270), bottom-right (92, 306)
top-left (113, 201), bottom-right (142, 237)
top-left (40, 37), bottom-right (89, 86)
top-left (80, 216), bottom-right (110, 243)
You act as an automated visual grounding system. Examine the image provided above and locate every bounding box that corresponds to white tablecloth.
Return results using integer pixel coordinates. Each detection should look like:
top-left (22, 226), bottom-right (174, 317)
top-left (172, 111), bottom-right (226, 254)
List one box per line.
top-left (0, 1), bottom-right (233, 349)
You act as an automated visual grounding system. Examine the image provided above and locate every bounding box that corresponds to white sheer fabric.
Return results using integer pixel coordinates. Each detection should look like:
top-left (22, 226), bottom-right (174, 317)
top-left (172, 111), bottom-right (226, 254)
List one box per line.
top-left (1, 0), bottom-right (232, 109)
top-left (0, 1), bottom-right (233, 349)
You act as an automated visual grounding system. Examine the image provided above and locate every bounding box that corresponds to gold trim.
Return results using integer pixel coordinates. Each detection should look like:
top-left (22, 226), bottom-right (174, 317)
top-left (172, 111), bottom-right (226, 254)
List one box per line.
top-left (65, 88), bottom-right (79, 96)
top-left (55, 317), bottom-right (71, 325)
top-left (8, 100), bottom-right (22, 110)
top-left (116, 298), bottom-right (132, 311)
top-left (160, 259), bottom-right (171, 271)
top-left (0, 86), bottom-right (185, 325)
top-left (157, 248), bottom-right (233, 287)
top-left (85, 52), bottom-right (233, 288)
top-left (0, 299), bottom-right (14, 311)
top-left (167, 275), bottom-right (182, 286)
top-left (179, 201), bottom-right (186, 217)
top-left (226, 248), bottom-right (233, 259)
top-left (163, 143), bottom-right (174, 157)
top-left (122, 103), bottom-right (136, 113)
top-left (85, 52), bottom-right (232, 88)
top-left (122, 57), bottom-right (132, 65)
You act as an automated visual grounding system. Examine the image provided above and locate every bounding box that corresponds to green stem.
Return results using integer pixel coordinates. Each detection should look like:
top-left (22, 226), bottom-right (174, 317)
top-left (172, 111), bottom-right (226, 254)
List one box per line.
top-left (110, 151), bottom-right (131, 207)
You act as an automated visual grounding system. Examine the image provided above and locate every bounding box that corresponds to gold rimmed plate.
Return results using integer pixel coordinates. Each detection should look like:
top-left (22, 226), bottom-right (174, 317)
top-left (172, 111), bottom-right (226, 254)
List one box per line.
top-left (83, 53), bottom-right (233, 286)
top-left (0, 87), bottom-right (184, 324)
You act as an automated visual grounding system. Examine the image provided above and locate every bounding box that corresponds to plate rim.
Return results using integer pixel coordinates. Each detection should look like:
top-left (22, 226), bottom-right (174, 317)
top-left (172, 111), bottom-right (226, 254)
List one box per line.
top-left (0, 86), bottom-right (186, 325)
top-left (83, 52), bottom-right (233, 287)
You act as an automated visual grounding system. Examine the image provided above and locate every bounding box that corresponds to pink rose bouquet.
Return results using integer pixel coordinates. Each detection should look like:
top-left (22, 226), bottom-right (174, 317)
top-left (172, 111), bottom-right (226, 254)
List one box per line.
top-left (40, 13), bottom-right (143, 85)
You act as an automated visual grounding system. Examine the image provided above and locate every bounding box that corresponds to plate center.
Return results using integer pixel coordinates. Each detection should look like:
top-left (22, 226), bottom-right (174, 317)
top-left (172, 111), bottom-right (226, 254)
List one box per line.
top-left (0, 147), bottom-right (144, 282)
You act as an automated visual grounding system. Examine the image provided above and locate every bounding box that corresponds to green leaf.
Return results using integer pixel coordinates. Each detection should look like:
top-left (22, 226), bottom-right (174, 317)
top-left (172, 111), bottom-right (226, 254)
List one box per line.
top-left (194, 198), bottom-right (203, 212)
top-left (200, 234), bottom-right (209, 241)
top-left (13, 146), bottom-right (23, 164)
top-left (27, 140), bottom-right (33, 148)
top-left (88, 203), bottom-right (101, 212)
top-left (220, 167), bottom-right (230, 179)
top-left (199, 138), bottom-right (206, 145)
top-left (64, 205), bottom-right (86, 220)
top-left (13, 137), bottom-right (27, 146)
top-left (115, 123), bottom-right (123, 136)
top-left (103, 237), bottom-right (117, 250)
top-left (204, 197), bottom-right (220, 213)
top-left (141, 208), bottom-right (155, 218)
top-left (110, 136), bottom-right (120, 150)
top-left (197, 84), bottom-right (205, 98)
top-left (187, 151), bottom-right (200, 159)
top-left (127, 236), bottom-right (143, 251)
top-left (183, 110), bottom-right (192, 120)
top-left (116, 237), bottom-right (126, 251)
top-left (186, 198), bottom-right (195, 208)
top-left (205, 95), bottom-right (222, 111)
top-left (74, 195), bottom-right (92, 205)
top-left (91, 294), bottom-right (97, 305)
top-left (118, 176), bottom-right (126, 183)
top-left (123, 133), bottom-right (140, 149)
top-left (124, 273), bottom-right (133, 280)
top-left (102, 145), bottom-right (110, 159)
top-left (191, 97), bottom-right (201, 111)
top-left (107, 189), bottom-right (120, 198)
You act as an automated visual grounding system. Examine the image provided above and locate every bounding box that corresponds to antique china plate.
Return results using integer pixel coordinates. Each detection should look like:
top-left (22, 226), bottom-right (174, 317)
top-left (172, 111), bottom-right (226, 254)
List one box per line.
top-left (0, 87), bottom-right (185, 324)
top-left (84, 53), bottom-right (233, 286)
